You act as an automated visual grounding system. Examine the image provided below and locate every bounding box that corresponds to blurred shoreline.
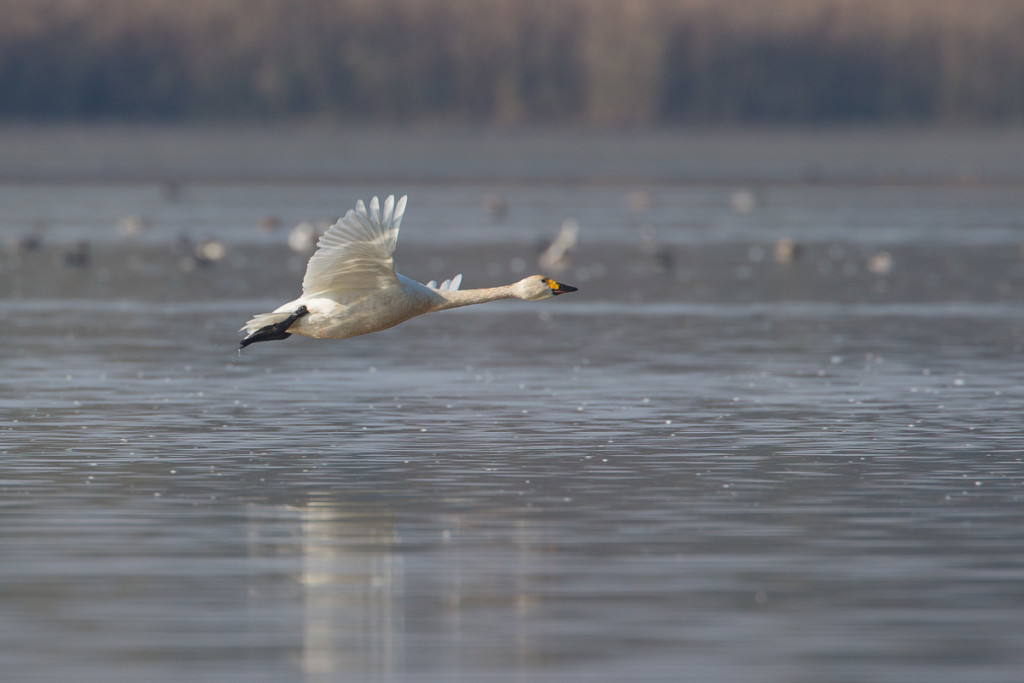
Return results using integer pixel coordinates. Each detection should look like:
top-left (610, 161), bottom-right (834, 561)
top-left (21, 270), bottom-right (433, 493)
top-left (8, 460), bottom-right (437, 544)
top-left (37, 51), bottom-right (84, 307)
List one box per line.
top-left (3, 0), bottom-right (1024, 126)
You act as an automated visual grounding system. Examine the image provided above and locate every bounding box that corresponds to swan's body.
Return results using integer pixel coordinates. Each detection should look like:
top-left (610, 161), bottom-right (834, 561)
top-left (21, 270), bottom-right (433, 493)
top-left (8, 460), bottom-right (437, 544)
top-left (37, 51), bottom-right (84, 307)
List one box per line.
top-left (240, 195), bottom-right (576, 348)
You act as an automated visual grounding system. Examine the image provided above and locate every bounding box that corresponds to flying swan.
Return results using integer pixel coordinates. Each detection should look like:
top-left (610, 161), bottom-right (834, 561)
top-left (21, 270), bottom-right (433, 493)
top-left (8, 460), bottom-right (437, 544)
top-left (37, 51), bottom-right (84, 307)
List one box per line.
top-left (239, 195), bottom-right (577, 349)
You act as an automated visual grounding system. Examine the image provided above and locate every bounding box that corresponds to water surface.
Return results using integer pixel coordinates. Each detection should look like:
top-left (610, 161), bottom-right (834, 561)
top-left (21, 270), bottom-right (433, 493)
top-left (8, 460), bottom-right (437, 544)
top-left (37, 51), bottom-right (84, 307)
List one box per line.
top-left (3, 127), bottom-right (1024, 682)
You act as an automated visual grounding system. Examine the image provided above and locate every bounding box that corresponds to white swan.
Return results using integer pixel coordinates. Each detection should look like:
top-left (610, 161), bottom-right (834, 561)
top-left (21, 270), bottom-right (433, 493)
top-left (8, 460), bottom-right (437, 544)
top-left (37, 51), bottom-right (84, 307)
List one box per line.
top-left (240, 195), bottom-right (577, 349)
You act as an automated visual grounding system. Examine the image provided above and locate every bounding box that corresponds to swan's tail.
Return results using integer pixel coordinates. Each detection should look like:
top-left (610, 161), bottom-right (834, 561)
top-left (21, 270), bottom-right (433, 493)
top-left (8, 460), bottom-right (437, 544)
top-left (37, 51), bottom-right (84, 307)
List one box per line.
top-left (240, 311), bottom-right (293, 335)
top-left (425, 273), bottom-right (463, 291)
top-left (238, 306), bottom-right (309, 349)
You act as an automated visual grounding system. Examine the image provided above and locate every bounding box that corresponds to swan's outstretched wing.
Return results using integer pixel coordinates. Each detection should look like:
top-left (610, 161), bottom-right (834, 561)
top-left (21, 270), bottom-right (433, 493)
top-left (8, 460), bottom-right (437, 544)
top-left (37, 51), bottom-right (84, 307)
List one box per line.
top-left (301, 195), bottom-right (407, 300)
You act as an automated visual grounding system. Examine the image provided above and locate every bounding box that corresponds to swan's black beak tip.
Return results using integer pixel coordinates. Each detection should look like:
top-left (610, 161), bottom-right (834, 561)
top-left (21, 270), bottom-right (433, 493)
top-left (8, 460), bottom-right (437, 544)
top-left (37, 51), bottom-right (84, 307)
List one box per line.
top-left (543, 278), bottom-right (577, 295)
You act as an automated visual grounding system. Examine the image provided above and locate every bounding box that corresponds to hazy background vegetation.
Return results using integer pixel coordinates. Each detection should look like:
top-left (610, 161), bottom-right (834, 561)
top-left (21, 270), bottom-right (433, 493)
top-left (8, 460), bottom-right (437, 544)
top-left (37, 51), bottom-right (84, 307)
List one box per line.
top-left (2, 0), bottom-right (1024, 125)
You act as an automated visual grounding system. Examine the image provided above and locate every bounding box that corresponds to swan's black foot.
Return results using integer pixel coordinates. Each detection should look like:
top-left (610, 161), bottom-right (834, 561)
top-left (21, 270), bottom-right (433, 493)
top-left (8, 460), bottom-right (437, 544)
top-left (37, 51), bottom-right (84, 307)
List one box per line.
top-left (239, 305), bottom-right (309, 349)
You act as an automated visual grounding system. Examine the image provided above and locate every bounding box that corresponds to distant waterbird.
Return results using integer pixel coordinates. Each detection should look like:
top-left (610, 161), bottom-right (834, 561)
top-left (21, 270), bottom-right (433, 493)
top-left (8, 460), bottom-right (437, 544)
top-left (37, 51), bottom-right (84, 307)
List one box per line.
top-left (481, 193), bottom-right (509, 221)
top-left (730, 189), bottom-right (758, 214)
top-left (239, 195), bottom-right (577, 349)
top-left (259, 215), bottom-right (282, 233)
top-left (177, 236), bottom-right (227, 270)
top-left (773, 238), bottom-right (802, 265)
top-left (866, 250), bottom-right (893, 275)
top-left (6, 222), bottom-right (45, 254)
top-left (538, 218), bottom-right (579, 273)
top-left (287, 220), bottom-right (329, 254)
top-left (115, 214), bottom-right (148, 237)
top-left (63, 240), bottom-right (90, 268)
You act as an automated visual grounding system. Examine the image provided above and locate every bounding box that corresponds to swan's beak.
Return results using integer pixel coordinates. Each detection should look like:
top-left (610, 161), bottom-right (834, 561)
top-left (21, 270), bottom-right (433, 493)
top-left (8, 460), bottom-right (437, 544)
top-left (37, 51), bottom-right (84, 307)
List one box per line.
top-left (546, 279), bottom-right (578, 295)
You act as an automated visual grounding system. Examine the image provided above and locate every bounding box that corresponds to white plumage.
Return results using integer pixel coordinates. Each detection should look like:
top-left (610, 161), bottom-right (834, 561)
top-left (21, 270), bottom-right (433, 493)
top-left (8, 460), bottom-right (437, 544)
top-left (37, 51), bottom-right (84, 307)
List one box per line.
top-left (239, 195), bottom-right (576, 349)
top-left (425, 273), bottom-right (463, 291)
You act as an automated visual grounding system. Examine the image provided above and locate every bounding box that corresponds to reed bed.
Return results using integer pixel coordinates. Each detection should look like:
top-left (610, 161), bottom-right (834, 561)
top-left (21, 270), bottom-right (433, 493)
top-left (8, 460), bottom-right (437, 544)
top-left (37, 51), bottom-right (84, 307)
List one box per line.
top-left (2, 0), bottom-right (1022, 123)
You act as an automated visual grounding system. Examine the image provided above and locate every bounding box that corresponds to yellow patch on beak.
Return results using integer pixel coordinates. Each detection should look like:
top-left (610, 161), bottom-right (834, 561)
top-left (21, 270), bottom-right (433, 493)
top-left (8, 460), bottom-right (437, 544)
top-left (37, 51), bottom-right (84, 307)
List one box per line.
top-left (545, 278), bottom-right (578, 295)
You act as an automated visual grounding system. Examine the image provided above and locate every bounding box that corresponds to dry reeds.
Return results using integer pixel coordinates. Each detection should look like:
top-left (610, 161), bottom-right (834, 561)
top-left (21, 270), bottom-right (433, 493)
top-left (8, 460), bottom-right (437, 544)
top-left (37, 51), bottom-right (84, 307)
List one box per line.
top-left (1, 0), bottom-right (1022, 124)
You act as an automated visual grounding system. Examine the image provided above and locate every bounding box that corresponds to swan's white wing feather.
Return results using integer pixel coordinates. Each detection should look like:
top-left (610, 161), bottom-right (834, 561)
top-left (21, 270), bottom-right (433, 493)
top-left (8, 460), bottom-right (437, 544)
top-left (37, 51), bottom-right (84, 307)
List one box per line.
top-left (301, 195), bottom-right (407, 300)
top-left (426, 273), bottom-right (463, 291)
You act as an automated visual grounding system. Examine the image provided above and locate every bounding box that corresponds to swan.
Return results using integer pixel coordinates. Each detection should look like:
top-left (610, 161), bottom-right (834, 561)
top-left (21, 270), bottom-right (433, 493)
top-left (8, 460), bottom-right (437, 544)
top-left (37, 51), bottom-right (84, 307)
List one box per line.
top-left (240, 195), bottom-right (577, 349)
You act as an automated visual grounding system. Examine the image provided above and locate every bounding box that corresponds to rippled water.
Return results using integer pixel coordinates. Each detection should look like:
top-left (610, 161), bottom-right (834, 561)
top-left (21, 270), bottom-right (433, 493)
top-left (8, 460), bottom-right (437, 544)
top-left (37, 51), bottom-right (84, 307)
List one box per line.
top-left (3, 127), bottom-right (1024, 682)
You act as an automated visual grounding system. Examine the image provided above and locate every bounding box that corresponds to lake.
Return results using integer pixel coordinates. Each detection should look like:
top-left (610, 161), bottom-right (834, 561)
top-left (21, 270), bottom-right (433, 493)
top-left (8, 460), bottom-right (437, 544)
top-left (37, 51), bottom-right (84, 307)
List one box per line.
top-left (3, 126), bottom-right (1024, 682)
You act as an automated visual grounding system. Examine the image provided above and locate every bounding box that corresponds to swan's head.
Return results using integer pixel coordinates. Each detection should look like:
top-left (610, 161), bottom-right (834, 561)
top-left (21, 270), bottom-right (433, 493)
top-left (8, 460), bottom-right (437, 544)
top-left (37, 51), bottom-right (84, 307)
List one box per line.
top-left (516, 275), bottom-right (578, 301)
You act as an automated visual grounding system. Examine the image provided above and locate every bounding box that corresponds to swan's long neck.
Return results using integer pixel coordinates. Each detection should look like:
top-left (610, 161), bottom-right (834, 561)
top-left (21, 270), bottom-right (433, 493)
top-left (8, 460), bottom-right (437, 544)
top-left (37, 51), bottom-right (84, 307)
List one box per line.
top-left (435, 284), bottom-right (518, 310)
